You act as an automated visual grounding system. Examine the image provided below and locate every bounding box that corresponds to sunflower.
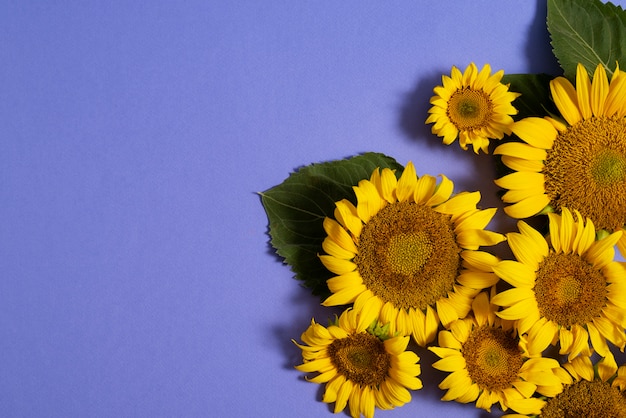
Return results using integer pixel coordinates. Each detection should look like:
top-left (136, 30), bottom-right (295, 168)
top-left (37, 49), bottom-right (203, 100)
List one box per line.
top-left (292, 308), bottom-right (422, 418)
top-left (429, 291), bottom-right (565, 415)
top-left (426, 62), bottom-right (520, 153)
top-left (503, 356), bottom-right (626, 418)
top-left (320, 161), bottom-right (505, 346)
top-left (494, 63), bottom-right (626, 254)
top-left (491, 208), bottom-right (626, 365)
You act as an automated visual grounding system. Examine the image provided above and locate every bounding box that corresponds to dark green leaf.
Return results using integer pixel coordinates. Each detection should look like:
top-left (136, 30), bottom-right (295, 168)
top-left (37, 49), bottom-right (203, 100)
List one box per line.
top-left (259, 153), bottom-right (404, 298)
top-left (502, 73), bottom-right (559, 119)
top-left (547, 0), bottom-right (626, 81)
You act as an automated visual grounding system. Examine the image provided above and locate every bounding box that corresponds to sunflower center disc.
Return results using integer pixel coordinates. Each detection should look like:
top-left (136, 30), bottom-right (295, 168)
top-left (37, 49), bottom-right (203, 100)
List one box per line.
top-left (592, 149), bottom-right (626, 185)
top-left (544, 116), bottom-right (626, 231)
top-left (355, 201), bottom-right (461, 311)
top-left (462, 326), bottom-right (522, 391)
top-left (328, 333), bottom-right (391, 386)
top-left (534, 253), bottom-right (607, 327)
top-left (541, 380), bottom-right (626, 418)
top-left (386, 232), bottom-right (433, 276)
top-left (447, 88), bottom-right (493, 130)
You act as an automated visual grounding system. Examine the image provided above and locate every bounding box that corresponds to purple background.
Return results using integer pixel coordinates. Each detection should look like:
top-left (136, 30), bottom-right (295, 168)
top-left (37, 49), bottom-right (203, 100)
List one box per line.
top-left (2, 1), bottom-right (624, 417)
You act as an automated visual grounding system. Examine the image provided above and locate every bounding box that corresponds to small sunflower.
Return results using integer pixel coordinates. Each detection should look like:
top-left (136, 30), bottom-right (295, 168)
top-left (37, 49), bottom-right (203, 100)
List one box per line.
top-left (429, 291), bottom-right (564, 415)
top-left (426, 62), bottom-right (520, 153)
top-left (494, 63), bottom-right (626, 253)
top-left (293, 308), bottom-right (422, 418)
top-left (492, 208), bottom-right (626, 365)
top-left (320, 162), bottom-right (505, 346)
top-left (503, 356), bottom-right (626, 418)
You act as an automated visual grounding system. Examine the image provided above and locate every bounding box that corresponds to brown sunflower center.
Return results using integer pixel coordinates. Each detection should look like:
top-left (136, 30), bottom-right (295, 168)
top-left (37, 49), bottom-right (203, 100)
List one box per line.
top-left (327, 333), bottom-right (391, 386)
top-left (447, 88), bottom-right (494, 130)
top-left (540, 380), bottom-right (626, 418)
top-left (355, 201), bottom-right (462, 311)
top-left (462, 326), bottom-right (523, 391)
top-left (386, 232), bottom-right (433, 275)
top-left (534, 253), bottom-right (607, 327)
top-left (544, 116), bottom-right (626, 231)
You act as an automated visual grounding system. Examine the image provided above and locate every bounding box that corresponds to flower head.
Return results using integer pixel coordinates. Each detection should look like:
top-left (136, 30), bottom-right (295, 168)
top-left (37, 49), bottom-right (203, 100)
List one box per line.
top-left (492, 208), bottom-right (626, 365)
top-left (426, 62), bottom-right (520, 153)
top-left (320, 162), bottom-right (505, 346)
top-left (293, 309), bottom-right (422, 418)
top-left (494, 63), bottom-right (626, 253)
top-left (429, 291), bottom-right (565, 415)
top-left (503, 356), bottom-right (626, 417)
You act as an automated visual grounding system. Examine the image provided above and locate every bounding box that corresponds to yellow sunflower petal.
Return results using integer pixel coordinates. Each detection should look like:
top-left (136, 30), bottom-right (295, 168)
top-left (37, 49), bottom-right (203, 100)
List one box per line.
top-left (308, 368), bottom-right (338, 383)
top-left (557, 207), bottom-right (575, 253)
top-left (323, 217), bottom-right (359, 254)
top-left (436, 298), bottom-right (460, 327)
top-left (510, 117), bottom-right (557, 149)
top-left (379, 167), bottom-right (398, 203)
top-left (598, 354), bottom-right (618, 383)
top-left (507, 224), bottom-right (548, 269)
top-left (320, 254), bottom-right (357, 275)
top-left (500, 155), bottom-right (545, 172)
top-left (497, 299), bottom-right (536, 321)
top-left (591, 63), bottom-right (609, 117)
top-left (437, 330), bottom-right (463, 350)
top-left (322, 374), bottom-right (346, 403)
top-left (461, 250), bottom-right (500, 272)
top-left (471, 291), bottom-right (493, 326)
top-left (334, 199), bottom-right (362, 238)
top-left (572, 210), bottom-right (596, 255)
top-left (526, 318), bottom-right (558, 354)
top-left (425, 174), bottom-right (454, 206)
top-left (512, 380), bottom-right (538, 398)
top-left (475, 388), bottom-right (498, 411)
top-left (503, 194), bottom-right (550, 219)
top-left (551, 76), bottom-right (582, 125)
top-left (434, 191), bottom-right (480, 217)
top-left (506, 397), bottom-right (546, 415)
top-left (587, 322), bottom-right (611, 357)
top-left (493, 142), bottom-right (547, 161)
top-left (491, 287), bottom-right (536, 307)
top-left (455, 208), bottom-right (497, 231)
top-left (413, 173), bottom-right (437, 204)
top-left (380, 378), bottom-right (411, 405)
top-left (457, 271), bottom-right (500, 289)
top-left (605, 69), bottom-right (626, 116)
top-left (322, 284), bottom-right (365, 306)
top-left (322, 236), bottom-right (356, 260)
top-left (396, 162), bottom-right (417, 202)
top-left (493, 260), bottom-right (536, 288)
top-left (495, 171), bottom-right (545, 191)
top-left (334, 378), bottom-right (353, 413)
top-left (586, 230), bottom-right (622, 269)
top-left (456, 229), bottom-right (505, 249)
top-left (564, 355), bottom-right (594, 381)
top-left (576, 63), bottom-right (593, 119)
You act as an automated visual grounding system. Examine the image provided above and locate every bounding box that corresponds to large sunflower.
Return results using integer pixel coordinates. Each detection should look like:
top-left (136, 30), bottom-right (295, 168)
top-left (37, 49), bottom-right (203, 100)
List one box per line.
top-left (293, 308), bottom-right (422, 418)
top-left (320, 161), bottom-right (505, 346)
top-left (429, 291), bottom-right (565, 415)
top-left (426, 62), bottom-right (520, 153)
top-left (503, 356), bottom-right (626, 418)
top-left (494, 63), bottom-right (626, 254)
top-left (491, 208), bottom-right (626, 365)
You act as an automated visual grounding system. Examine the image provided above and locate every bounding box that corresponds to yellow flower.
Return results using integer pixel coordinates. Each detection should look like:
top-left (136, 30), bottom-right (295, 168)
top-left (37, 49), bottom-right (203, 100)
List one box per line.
top-left (504, 356), bottom-right (626, 417)
top-left (293, 308), bottom-right (422, 418)
top-left (320, 162), bottom-right (505, 346)
top-left (493, 63), bottom-right (626, 254)
top-left (429, 291), bottom-right (564, 415)
top-left (492, 208), bottom-right (626, 366)
top-left (426, 62), bottom-right (520, 153)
